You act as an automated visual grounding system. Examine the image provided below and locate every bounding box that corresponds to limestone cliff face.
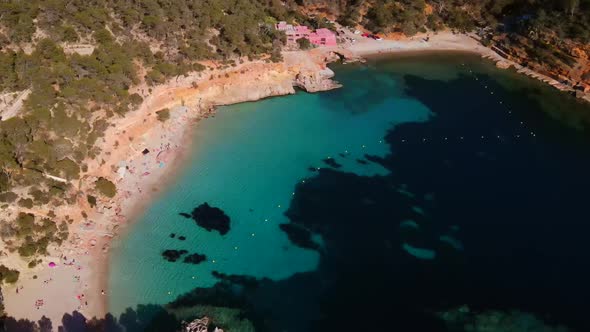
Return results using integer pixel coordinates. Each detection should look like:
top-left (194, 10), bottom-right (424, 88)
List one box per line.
top-left (175, 51), bottom-right (343, 111)
top-left (294, 67), bottom-right (342, 92)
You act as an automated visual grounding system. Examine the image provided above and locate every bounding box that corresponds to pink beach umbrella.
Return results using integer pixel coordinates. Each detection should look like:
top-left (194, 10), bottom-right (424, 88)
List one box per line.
top-left (48, 262), bottom-right (56, 267)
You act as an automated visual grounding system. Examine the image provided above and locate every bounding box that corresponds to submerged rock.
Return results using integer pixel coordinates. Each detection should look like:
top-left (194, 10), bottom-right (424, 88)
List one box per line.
top-left (401, 243), bottom-right (436, 260)
top-left (279, 223), bottom-right (320, 251)
top-left (183, 253), bottom-right (207, 264)
top-left (438, 306), bottom-right (571, 332)
top-left (399, 220), bottom-right (420, 229)
top-left (439, 235), bottom-right (464, 251)
top-left (322, 158), bottom-right (342, 168)
top-left (180, 203), bottom-right (231, 235)
top-left (178, 236), bottom-right (186, 241)
top-left (162, 249), bottom-right (188, 262)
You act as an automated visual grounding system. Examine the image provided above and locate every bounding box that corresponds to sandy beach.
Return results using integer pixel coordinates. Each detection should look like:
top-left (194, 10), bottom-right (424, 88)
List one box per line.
top-left (2, 30), bottom-right (581, 327)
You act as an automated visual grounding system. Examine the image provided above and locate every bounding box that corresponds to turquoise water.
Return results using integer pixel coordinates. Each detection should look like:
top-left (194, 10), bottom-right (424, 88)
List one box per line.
top-left (108, 70), bottom-right (432, 314)
top-left (107, 53), bottom-right (590, 331)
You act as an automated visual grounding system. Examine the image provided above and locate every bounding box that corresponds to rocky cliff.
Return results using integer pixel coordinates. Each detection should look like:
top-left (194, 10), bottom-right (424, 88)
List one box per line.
top-left (294, 67), bottom-right (342, 92)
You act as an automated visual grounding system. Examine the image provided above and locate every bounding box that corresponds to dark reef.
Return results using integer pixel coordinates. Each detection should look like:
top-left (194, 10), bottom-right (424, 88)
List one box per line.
top-left (180, 202), bottom-right (231, 235)
top-left (162, 249), bottom-right (188, 262)
top-left (183, 253), bottom-right (207, 265)
top-left (278, 223), bottom-right (320, 251)
top-left (322, 157), bottom-right (342, 168)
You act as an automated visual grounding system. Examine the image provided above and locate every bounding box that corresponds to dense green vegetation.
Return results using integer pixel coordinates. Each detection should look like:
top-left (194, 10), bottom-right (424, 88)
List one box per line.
top-left (0, 0), bottom-right (303, 238)
top-left (0, 264), bottom-right (20, 284)
top-left (156, 108), bottom-right (171, 122)
top-left (0, 212), bottom-right (69, 259)
top-left (95, 177), bottom-right (117, 198)
top-left (306, 0), bottom-right (589, 86)
top-left (330, 0), bottom-right (590, 41)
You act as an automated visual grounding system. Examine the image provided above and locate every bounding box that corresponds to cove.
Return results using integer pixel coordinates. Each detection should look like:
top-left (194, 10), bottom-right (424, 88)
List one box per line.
top-left (108, 52), bottom-right (590, 331)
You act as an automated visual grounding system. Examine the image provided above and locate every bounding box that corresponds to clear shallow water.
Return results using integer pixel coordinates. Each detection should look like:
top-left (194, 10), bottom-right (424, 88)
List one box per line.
top-left (108, 68), bottom-right (432, 313)
top-left (108, 53), bottom-right (590, 331)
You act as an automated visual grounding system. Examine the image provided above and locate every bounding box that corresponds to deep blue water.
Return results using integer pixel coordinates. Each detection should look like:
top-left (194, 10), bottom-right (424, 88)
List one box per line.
top-left (108, 53), bottom-right (590, 332)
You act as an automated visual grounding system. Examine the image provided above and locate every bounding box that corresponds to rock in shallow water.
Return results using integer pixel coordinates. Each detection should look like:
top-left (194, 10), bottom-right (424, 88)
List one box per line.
top-left (162, 249), bottom-right (188, 262)
top-left (180, 203), bottom-right (231, 235)
top-left (183, 253), bottom-right (207, 264)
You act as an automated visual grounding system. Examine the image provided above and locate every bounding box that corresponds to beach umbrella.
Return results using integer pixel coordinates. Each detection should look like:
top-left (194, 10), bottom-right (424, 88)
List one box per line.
top-left (49, 262), bottom-right (56, 267)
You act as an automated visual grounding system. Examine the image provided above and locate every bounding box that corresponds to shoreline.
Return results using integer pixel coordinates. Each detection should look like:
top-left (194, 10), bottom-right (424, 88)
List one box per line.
top-left (2, 30), bottom-right (588, 327)
top-left (343, 31), bottom-right (589, 102)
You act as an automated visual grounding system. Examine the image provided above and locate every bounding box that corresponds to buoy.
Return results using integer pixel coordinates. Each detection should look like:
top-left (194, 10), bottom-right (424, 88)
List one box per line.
top-left (401, 139), bottom-right (406, 142)
top-left (264, 218), bottom-right (268, 221)
top-left (234, 246), bottom-right (238, 250)
top-left (278, 204), bottom-right (281, 208)
top-left (212, 260), bottom-right (216, 263)
top-left (251, 233), bottom-right (255, 237)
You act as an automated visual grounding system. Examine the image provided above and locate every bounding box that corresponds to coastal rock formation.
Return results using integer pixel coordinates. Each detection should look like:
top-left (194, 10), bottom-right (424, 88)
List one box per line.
top-left (180, 203), bottom-right (231, 235)
top-left (294, 67), bottom-right (342, 92)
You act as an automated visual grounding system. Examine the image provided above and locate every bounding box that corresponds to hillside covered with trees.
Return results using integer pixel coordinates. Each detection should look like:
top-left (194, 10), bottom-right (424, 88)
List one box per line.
top-left (302, 0), bottom-right (590, 90)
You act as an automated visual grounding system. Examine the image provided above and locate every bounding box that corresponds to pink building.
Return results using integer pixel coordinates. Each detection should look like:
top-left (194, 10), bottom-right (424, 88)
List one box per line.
top-left (275, 21), bottom-right (337, 47)
top-left (308, 28), bottom-right (337, 47)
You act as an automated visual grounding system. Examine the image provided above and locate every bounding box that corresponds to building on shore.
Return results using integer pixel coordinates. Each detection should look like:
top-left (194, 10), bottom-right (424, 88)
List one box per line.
top-left (275, 21), bottom-right (337, 47)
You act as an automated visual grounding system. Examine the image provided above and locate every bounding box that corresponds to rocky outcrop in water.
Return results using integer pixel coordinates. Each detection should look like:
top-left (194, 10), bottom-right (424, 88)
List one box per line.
top-left (180, 203), bottom-right (231, 235)
top-left (183, 253), bottom-right (207, 265)
top-left (294, 67), bottom-right (342, 93)
top-left (162, 249), bottom-right (188, 262)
